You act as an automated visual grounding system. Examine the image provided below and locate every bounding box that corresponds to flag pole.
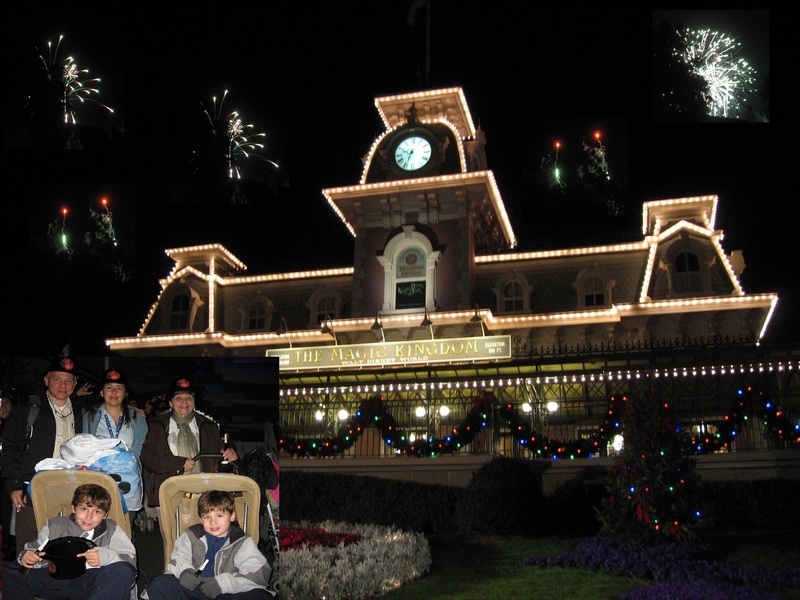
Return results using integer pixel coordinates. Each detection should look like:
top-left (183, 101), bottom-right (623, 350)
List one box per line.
top-left (424, 0), bottom-right (431, 86)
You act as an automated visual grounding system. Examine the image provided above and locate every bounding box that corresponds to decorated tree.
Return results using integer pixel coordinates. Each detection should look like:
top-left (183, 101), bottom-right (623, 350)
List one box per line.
top-left (596, 390), bottom-right (705, 545)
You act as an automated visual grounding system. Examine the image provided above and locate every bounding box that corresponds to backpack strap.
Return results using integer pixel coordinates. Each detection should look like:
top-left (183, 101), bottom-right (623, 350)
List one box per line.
top-left (24, 394), bottom-right (42, 450)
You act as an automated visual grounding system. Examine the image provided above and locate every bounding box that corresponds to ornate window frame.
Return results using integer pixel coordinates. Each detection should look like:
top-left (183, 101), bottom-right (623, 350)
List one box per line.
top-left (493, 271), bottom-right (531, 314)
top-left (307, 286), bottom-right (342, 327)
top-left (575, 267), bottom-right (615, 309)
top-left (165, 283), bottom-right (204, 332)
top-left (661, 235), bottom-right (711, 298)
top-left (376, 225), bottom-right (441, 314)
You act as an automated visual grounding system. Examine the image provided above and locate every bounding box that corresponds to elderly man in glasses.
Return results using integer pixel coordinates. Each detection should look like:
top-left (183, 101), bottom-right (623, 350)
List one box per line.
top-left (1, 356), bottom-right (84, 554)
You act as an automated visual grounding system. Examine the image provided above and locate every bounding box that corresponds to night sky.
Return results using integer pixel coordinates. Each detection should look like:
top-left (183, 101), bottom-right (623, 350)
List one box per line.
top-left (2, 3), bottom-right (794, 353)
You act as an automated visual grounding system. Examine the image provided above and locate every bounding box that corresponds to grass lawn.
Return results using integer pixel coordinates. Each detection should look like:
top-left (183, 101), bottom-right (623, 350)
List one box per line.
top-left (382, 531), bottom-right (800, 600)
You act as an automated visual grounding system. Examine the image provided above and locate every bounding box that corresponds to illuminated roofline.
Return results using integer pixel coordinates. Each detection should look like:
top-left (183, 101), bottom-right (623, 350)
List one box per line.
top-left (110, 294), bottom-right (776, 351)
top-left (323, 170), bottom-right (516, 247)
top-left (223, 267), bottom-right (354, 285)
top-left (374, 87), bottom-right (476, 136)
top-left (476, 241), bottom-right (647, 263)
top-left (165, 244), bottom-right (246, 271)
top-left (642, 194), bottom-right (718, 235)
top-left (279, 359), bottom-right (797, 398)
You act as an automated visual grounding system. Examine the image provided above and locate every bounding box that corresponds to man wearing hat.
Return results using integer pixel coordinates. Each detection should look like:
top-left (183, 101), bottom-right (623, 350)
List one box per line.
top-left (1, 356), bottom-right (84, 554)
top-left (140, 376), bottom-right (238, 508)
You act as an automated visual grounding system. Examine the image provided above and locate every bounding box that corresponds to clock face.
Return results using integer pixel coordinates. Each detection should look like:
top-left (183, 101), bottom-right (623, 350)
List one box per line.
top-left (394, 136), bottom-right (432, 171)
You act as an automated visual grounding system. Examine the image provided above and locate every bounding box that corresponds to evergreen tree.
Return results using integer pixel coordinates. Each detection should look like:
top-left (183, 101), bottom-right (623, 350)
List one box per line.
top-left (597, 390), bottom-right (704, 545)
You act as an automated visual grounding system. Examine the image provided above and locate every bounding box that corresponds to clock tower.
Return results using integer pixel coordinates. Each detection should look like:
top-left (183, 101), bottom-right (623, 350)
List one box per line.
top-left (323, 88), bottom-right (516, 322)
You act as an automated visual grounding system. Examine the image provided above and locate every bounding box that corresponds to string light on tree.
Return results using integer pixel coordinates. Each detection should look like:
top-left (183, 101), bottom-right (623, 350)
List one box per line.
top-left (60, 207), bottom-right (69, 252)
top-left (593, 130), bottom-right (610, 180)
top-left (554, 140), bottom-right (562, 184)
top-left (92, 196), bottom-right (118, 247)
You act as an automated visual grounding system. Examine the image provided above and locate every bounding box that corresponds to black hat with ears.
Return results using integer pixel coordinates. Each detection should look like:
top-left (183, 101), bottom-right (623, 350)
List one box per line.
top-left (101, 368), bottom-right (127, 388)
top-left (47, 356), bottom-right (78, 375)
top-left (168, 376), bottom-right (196, 398)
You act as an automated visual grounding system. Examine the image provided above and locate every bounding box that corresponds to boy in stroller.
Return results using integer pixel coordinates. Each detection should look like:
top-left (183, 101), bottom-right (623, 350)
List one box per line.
top-left (145, 489), bottom-right (273, 599)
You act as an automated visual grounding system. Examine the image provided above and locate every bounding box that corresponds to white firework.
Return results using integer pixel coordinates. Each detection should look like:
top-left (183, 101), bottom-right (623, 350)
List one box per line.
top-left (36, 35), bottom-right (113, 124)
top-left (676, 28), bottom-right (756, 118)
top-left (202, 90), bottom-right (277, 178)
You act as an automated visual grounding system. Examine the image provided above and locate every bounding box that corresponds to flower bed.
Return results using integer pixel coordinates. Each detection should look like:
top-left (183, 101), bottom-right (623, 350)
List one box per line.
top-left (280, 525), bottom-right (363, 550)
top-left (280, 520), bottom-right (431, 599)
top-left (518, 536), bottom-right (800, 599)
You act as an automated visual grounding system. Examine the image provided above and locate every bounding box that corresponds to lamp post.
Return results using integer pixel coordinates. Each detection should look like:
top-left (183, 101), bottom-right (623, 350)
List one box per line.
top-left (321, 316), bottom-right (338, 345)
top-left (276, 317), bottom-right (291, 348)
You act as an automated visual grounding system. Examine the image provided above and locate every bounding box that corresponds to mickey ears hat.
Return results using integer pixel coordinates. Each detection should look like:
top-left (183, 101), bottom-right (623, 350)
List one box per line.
top-left (48, 356), bottom-right (78, 375)
top-left (168, 376), bottom-right (195, 398)
top-left (101, 368), bottom-right (127, 388)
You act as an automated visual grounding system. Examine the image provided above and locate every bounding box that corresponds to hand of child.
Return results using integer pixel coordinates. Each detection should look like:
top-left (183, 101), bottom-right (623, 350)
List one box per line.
top-left (198, 576), bottom-right (222, 599)
top-left (179, 569), bottom-right (202, 590)
top-left (77, 547), bottom-right (102, 567)
top-left (19, 549), bottom-right (44, 568)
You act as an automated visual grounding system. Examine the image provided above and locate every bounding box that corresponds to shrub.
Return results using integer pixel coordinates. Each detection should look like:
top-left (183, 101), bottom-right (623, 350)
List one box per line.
top-left (455, 455), bottom-right (544, 535)
top-left (281, 470), bottom-right (463, 533)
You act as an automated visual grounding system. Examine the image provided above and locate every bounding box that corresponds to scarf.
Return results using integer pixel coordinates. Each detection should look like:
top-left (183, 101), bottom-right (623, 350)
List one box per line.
top-left (173, 411), bottom-right (200, 473)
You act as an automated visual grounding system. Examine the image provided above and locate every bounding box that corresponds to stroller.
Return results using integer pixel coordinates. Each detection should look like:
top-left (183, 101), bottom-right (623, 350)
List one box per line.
top-left (29, 469), bottom-right (137, 599)
top-left (156, 469), bottom-right (279, 595)
top-left (30, 469), bottom-right (133, 541)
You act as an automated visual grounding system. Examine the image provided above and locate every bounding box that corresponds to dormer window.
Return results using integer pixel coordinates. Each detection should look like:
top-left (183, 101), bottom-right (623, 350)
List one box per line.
top-left (576, 268), bottom-right (614, 309)
top-left (675, 251), bottom-right (701, 294)
top-left (317, 296), bottom-right (336, 321)
top-left (307, 287), bottom-right (342, 327)
top-left (659, 235), bottom-right (711, 298)
top-left (248, 301), bottom-right (267, 330)
top-left (170, 294), bottom-right (190, 330)
top-left (493, 272), bottom-right (531, 314)
top-left (503, 282), bottom-right (524, 312)
top-left (584, 276), bottom-right (605, 307)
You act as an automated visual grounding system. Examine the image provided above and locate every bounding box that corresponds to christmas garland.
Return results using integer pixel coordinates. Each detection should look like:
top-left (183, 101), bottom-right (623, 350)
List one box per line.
top-left (279, 387), bottom-right (800, 459)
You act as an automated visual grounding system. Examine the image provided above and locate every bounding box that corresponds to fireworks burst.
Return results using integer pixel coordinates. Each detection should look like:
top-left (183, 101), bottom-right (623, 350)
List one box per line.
top-left (540, 140), bottom-right (566, 192)
top-left (35, 35), bottom-right (114, 124)
top-left (676, 28), bottom-right (756, 118)
top-left (202, 90), bottom-right (277, 178)
top-left (581, 131), bottom-right (610, 181)
top-left (88, 197), bottom-right (118, 247)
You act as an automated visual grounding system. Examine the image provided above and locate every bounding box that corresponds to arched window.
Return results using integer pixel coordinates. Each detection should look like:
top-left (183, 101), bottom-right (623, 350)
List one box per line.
top-left (307, 287), bottom-right (342, 328)
top-left (675, 251), bottom-right (701, 293)
top-left (584, 276), bottom-right (605, 307)
top-left (377, 226), bottom-right (441, 313)
top-left (503, 282), bottom-right (524, 312)
top-left (493, 272), bottom-right (531, 314)
top-left (317, 296), bottom-right (336, 321)
top-left (575, 267), bottom-right (614, 309)
top-left (170, 294), bottom-right (190, 330)
top-left (248, 302), bottom-right (266, 330)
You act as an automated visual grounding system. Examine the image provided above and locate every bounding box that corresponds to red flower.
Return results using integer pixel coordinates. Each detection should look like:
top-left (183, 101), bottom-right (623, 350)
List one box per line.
top-left (279, 526), bottom-right (363, 551)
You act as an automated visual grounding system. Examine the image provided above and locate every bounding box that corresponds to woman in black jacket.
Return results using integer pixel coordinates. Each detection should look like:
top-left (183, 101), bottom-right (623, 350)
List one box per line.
top-left (139, 376), bottom-right (237, 507)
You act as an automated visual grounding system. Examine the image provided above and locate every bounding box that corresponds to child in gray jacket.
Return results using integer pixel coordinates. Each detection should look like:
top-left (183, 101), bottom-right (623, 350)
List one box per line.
top-left (146, 490), bottom-right (273, 599)
top-left (2, 483), bottom-right (137, 600)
